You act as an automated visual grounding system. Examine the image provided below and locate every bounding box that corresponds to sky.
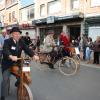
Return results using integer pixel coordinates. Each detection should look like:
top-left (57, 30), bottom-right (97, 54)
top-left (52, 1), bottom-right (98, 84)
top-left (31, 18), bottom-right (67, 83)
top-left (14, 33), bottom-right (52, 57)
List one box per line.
top-left (20, 0), bottom-right (35, 7)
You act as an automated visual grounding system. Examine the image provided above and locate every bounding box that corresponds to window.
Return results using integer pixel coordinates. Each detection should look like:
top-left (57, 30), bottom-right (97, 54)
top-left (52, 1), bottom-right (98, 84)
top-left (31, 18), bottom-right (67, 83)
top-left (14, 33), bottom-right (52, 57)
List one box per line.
top-left (40, 4), bottom-right (45, 17)
top-left (71, 0), bottom-right (79, 10)
top-left (47, 0), bottom-right (61, 15)
top-left (22, 9), bottom-right (28, 21)
top-left (9, 13), bottom-right (11, 22)
top-left (12, 11), bottom-right (15, 20)
top-left (11, 0), bottom-right (16, 3)
top-left (20, 12), bottom-right (22, 21)
top-left (30, 8), bottom-right (34, 19)
top-left (27, 10), bottom-right (30, 19)
top-left (27, 7), bottom-right (34, 20)
top-left (91, 0), bottom-right (100, 7)
top-left (0, 15), bottom-right (4, 21)
top-left (6, 0), bottom-right (11, 6)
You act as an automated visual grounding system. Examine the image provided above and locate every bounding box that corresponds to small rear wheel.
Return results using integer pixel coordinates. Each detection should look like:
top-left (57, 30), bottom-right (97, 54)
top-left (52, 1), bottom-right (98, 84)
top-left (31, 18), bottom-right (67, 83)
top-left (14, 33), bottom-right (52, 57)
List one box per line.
top-left (59, 56), bottom-right (78, 76)
top-left (17, 83), bottom-right (33, 100)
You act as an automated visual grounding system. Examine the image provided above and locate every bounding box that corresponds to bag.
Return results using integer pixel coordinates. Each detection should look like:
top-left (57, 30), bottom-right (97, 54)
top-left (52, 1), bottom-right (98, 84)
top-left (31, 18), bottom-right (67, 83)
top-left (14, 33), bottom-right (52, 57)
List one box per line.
top-left (75, 47), bottom-right (80, 55)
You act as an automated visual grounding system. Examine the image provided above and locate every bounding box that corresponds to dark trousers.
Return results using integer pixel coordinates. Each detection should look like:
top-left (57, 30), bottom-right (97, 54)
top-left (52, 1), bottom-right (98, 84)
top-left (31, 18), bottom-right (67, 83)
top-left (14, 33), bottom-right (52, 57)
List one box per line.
top-left (83, 47), bottom-right (86, 60)
top-left (0, 50), bottom-right (2, 64)
top-left (93, 52), bottom-right (100, 64)
top-left (1, 68), bottom-right (20, 98)
top-left (1, 69), bottom-right (10, 98)
top-left (50, 50), bottom-right (58, 63)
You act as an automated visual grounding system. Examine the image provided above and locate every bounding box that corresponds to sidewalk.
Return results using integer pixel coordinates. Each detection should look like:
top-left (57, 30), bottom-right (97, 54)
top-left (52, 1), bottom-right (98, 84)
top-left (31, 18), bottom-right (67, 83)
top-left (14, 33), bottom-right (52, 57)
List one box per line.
top-left (79, 51), bottom-right (100, 68)
top-left (80, 60), bottom-right (100, 69)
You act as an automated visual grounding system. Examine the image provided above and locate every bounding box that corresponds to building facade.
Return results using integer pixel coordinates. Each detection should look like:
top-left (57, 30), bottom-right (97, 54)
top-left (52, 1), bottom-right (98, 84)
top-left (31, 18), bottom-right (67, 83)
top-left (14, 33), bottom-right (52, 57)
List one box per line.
top-left (0, 0), bottom-right (20, 32)
top-left (84, 0), bottom-right (100, 42)
top-left (33, 0), bottom-right (100, 43)
top-left (0, 0), bottom-right (36, 39)
top-left (0, 0), bottom-right (6, 29)
top-left (19, 3), bottom-right (36, 39)
top-left (0, 0), bottom-right (100, 41)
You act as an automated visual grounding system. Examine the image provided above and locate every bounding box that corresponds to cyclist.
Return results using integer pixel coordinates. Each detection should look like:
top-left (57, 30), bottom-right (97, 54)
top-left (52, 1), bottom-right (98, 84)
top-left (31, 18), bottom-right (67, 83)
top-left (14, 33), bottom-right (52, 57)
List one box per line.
top-left (59, 32), bottom-right (70, 57)
top-left (0, 27), bottom-right (37, 100)
top-left (43, 30), bottom-right (57, 69)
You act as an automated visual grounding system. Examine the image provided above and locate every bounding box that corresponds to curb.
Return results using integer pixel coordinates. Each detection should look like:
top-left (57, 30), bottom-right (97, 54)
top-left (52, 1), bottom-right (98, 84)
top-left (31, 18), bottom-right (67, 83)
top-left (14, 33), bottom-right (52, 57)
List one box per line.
top-left (80, 61), bottom-right (100, 69)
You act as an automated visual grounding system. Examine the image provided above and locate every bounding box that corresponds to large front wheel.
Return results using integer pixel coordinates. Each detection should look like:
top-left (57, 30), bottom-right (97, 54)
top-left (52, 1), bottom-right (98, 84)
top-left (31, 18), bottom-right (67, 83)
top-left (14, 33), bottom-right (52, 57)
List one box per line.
top-left (17, 83), bottom-right (33, 100)
top-left (59, 57), bottom-right (78, 76)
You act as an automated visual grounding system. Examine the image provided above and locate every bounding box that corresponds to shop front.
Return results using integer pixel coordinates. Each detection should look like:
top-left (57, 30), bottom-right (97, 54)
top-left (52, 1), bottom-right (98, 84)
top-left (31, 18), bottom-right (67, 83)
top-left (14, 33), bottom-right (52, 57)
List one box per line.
top-left (32, 12), bottom-right (84, 43)
top-left (85, 16), bottom-right (100, 42)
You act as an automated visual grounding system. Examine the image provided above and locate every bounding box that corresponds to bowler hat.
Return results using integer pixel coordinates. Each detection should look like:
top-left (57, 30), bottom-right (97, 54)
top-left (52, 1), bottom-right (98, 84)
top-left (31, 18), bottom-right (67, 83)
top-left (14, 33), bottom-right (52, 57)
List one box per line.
top-left (10, 27), bottom-right (22, 34)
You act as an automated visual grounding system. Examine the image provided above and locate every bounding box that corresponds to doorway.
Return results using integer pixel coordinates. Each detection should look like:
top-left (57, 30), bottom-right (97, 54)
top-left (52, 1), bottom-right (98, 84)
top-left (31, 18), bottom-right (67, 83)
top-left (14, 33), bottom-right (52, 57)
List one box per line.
top-left (69, 26), bottom-right (80, 41)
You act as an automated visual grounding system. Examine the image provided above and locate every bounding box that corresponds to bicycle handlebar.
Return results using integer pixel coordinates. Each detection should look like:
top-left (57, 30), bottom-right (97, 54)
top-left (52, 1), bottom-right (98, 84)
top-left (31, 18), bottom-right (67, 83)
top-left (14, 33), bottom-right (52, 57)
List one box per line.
top-left (17, 57), bottom-right (31, 61)
top-left (17, 58), bottom-right (22, 60)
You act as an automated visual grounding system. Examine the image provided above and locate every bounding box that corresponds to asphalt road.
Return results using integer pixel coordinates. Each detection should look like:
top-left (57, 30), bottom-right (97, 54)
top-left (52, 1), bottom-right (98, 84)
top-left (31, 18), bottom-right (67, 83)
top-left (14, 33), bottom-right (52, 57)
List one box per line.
top-left (0, 61), bottom-right (100, 100)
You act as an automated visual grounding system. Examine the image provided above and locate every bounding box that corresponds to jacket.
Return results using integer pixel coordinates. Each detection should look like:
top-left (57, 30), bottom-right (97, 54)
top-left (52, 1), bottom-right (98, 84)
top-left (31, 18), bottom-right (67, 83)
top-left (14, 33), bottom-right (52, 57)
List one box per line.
top-left (92, 40), bottom-right (100, 52)
top-left (1, 37), bottom-right (34, 72)
top-left (43, 35), bottom-right (56, 52)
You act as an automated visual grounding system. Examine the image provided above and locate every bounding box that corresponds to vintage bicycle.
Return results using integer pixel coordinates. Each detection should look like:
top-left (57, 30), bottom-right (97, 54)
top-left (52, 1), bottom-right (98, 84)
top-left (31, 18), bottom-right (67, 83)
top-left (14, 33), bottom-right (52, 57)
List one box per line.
top-left (10, 57), bottom-right (33, 100)
top-left (36, 45), bottom-right (79, 76)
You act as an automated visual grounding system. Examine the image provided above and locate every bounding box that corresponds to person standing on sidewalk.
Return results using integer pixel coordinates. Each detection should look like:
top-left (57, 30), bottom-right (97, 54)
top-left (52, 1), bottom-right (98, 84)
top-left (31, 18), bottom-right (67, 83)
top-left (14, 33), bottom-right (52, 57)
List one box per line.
top-left (92, 36), bottom-right (100, 64)
top-left (82, 34), bottom-right (88, 60)
top-left (23, 32), bottom-right (32, 47)
top-left (0, 28), bottom-right (9, 64)
top-left (85, 37), bottom-right (93, 63)
top-left (35, 36), bottom-right (40, 52)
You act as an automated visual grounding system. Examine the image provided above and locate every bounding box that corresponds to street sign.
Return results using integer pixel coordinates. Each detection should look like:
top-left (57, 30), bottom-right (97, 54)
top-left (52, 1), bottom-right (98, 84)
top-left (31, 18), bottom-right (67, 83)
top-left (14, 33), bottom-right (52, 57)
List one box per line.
top-left (47, 16), bottom-right (55, 24)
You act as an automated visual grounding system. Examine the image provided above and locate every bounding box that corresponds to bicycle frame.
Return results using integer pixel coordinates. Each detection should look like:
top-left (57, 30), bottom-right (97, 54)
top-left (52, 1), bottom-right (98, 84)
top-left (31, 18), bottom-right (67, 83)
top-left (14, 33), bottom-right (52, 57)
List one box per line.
top-left (37, 45), bottom-right (67, 64)
top-left (36, 45), bottom-right (78, 76)
top-left (10, 57), bottom-right (33, 100)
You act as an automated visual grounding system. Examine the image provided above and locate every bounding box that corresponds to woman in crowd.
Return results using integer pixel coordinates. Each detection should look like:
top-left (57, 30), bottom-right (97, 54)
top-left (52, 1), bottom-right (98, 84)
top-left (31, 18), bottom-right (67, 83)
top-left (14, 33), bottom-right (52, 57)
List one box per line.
top-left (85, 37), bottom-right (93, 63)
top-left (92, 36), bottom-right (100, 64)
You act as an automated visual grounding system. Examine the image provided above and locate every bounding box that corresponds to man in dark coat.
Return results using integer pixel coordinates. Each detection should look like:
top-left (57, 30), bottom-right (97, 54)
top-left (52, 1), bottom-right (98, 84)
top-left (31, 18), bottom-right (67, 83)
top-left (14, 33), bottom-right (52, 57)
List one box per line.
top-left (0, 27), bottom-right (34, 100)
top-left (24, 32), bottom-right (32, 46)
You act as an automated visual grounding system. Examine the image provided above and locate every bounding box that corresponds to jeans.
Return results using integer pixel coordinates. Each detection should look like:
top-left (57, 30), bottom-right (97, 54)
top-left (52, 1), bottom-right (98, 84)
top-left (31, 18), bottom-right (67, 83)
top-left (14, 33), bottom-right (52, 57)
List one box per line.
top-left (86, 47), bottom-right (92, 60)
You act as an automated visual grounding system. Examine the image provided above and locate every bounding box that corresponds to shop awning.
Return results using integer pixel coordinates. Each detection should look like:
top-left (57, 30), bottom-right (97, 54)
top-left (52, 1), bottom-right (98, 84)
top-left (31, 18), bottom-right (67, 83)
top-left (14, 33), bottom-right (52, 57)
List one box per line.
top-left (32, 12), bottom-right (84, 25)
